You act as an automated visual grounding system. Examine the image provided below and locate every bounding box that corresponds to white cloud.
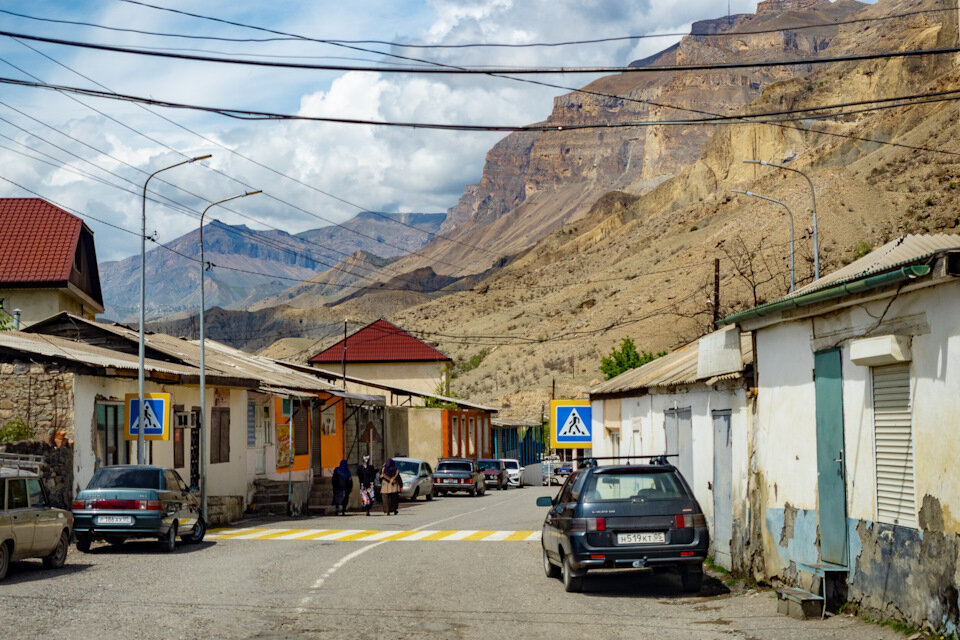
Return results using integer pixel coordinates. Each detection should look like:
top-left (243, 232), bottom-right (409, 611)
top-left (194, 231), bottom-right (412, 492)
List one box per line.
top-left (0, 0), bottom-right (768, 262)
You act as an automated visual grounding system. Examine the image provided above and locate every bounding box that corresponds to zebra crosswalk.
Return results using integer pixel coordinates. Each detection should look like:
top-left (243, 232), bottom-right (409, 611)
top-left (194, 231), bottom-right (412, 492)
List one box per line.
top-left (206, 527), bottom-right (541, 543)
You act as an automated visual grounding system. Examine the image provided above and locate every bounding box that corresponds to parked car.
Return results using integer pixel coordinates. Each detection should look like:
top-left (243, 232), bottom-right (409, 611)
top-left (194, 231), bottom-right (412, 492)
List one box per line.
top-left (0, 453), bottom-right (72, 580)
top-left (478, 458), bottom-right (509, 490)
top-left (394, 457), bottom-right (435, 501)
top-left (72, 465), bottom-right (205, 553)
top-left (432, 458), bottom-right (485, 496)
top-left (537, 458), bottom-right (708, 593)
top-left (502, 458), bottom-right (523, 487)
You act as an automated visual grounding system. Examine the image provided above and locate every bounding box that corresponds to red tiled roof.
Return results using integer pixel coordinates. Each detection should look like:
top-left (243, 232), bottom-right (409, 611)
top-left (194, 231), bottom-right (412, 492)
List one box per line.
top-left (309, 319), bottom-right (450, 364)
top-left (0, 199), bottom-right (83, 284)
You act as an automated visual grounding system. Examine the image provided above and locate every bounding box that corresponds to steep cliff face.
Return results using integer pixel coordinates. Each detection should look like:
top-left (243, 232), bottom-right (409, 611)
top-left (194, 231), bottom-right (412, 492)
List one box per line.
top-left (422, 0), bottom-right (864, 274)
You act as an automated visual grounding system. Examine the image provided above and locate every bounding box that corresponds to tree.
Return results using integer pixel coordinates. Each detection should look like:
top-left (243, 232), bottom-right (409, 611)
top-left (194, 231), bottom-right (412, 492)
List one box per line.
top-left (599, 338), bottom-right (666, 380)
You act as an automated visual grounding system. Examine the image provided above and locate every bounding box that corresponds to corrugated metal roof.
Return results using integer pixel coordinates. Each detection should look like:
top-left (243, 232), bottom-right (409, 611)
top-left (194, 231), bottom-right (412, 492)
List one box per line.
top-left (309, 318), bottom-right (451, 363)
top-left (25, 313), bottom-right (340, 392)
top-left (783, 233), bottom-right (960, 300)
top-left (0, 331), bottom-right (198, 377)
top-left (0, 198), bottom-right (82, 284)
top-left (590, 331), bottom-right (752, 396)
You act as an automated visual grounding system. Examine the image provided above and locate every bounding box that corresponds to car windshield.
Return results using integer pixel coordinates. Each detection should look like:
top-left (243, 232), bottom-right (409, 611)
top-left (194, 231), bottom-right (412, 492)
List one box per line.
top-left (503, 461), bottom-right (519, 470)
top-left (87, 467), bottom-right (161, 490)
top-left (437, 462), bottom-right (471, 473)
top-left (478, 460), bottom-right (500, 471)
top-left (395, 460), bottom-right (419, 475)
top-left (582, 471), bottom-right (685, 502)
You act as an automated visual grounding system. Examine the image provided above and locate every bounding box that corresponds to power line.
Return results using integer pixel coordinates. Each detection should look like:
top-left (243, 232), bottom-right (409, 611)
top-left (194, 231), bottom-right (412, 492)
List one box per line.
top-left (5, 74), bottom-right (960, 159)
top-left (2, 47), bottom-right (485, 278)
top-left (5, 27), bottom-right (960, 74)
top-left (1, 6), bottom-right (951, 49)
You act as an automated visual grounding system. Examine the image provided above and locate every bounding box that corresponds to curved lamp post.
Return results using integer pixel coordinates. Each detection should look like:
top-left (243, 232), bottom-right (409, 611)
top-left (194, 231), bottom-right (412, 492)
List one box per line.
top-left (732, 189), bottom-right (796, 292)
top-left (744, 159), bottom-right (819, 281)
top-left (198, 190), bottom-right (261, 520)
top-left (138, 154), bottom-right (211, 465)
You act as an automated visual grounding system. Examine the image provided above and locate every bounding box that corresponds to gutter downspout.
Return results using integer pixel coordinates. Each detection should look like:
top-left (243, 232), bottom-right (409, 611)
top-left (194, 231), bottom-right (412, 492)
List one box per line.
top-left (718, 264), bottom-right (931, 326)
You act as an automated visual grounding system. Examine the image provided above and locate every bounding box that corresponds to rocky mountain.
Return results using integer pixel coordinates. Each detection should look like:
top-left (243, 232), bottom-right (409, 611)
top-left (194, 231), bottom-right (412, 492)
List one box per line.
top-left (249, 0), bottom-right (960, 420)
top-left (99, 211), bottom-right (444, 321)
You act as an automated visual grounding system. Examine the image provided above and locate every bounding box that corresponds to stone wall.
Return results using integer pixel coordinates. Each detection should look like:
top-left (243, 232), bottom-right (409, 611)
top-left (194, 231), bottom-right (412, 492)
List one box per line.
top-left (0, 359), bottom-right (74, 443)
top-left (0, 440), bottom-right (74, 509)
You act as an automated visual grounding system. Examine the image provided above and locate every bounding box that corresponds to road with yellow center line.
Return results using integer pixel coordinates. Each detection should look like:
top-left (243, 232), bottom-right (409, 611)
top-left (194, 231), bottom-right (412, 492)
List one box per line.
top-left (206, 526), bottom-right (541, 542)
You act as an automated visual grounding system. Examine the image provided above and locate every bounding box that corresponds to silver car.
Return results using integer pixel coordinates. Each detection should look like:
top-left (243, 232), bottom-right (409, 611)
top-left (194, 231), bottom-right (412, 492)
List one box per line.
top-left (1, 453), bottom-right (72, 580)
top-left (394, 458), bottom-right (435, 501)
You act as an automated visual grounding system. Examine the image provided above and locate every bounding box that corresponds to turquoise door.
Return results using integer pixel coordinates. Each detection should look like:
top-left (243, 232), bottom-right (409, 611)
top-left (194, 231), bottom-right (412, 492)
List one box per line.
top-left (814, 348), bottom-right (848, 566)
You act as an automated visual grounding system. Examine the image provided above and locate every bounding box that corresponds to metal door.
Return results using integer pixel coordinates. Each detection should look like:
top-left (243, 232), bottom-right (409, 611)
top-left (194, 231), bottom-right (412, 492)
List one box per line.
top-left (815, 348), bottom-right (848, 566)
top-left (712, 410), bottom-right (733, 570)
top-left (665, 408), bottom-right (693, 486)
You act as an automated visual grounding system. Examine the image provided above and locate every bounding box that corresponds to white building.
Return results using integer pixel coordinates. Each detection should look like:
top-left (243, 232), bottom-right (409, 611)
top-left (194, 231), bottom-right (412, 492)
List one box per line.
top-left (723, 234), bottom-right (960, 632)
top-left (589, 326), bottom-right (754, 571)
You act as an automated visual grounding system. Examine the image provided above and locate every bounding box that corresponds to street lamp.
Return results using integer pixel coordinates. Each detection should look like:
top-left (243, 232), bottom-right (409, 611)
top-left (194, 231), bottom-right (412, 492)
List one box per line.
top-left (138, 154), bottom-right (212, 465)
top-left (731, 190), bottom-right (796, 292)
top-left (198, 190), bottom-right (261, 520)
top-left (743, 159), bottom-right (819, 280)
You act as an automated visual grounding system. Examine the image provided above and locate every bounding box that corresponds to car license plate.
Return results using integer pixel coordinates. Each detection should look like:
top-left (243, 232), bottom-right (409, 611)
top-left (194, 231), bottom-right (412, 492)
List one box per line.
top-left (617, 532), bottom-right (665, 545)
top-left (96, 515), bottom-right (133, 525)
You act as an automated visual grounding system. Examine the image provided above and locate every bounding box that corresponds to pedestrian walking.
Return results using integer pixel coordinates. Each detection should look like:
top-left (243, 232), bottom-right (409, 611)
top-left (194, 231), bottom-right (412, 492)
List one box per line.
top-left (380, 458), bottom-right (402, 515)
top-left (357, 454), bottom-right (377, 517)
top-left (331, 459), bottom-right (352, 516)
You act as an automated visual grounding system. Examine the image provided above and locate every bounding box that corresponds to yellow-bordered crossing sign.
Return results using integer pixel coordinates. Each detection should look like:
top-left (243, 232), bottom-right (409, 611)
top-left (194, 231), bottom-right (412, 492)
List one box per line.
top-left (550, 400), bottom-right (592, 449)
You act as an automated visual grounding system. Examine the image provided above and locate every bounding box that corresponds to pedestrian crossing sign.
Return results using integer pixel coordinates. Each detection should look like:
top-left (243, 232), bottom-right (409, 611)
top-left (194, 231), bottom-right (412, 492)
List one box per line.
top-left (124, 393), bottom-right (171, 441)
top-left (550, 400), bottom-right (592, 448)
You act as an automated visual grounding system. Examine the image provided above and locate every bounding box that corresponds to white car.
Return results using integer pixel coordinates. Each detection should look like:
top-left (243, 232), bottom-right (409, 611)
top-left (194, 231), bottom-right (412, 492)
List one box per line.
top-left (502, 459), bottom-right (523, 487)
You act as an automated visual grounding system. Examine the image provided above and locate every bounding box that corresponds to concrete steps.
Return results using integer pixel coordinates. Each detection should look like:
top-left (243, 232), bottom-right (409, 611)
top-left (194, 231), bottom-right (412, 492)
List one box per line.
top-left (776, 587), bottom-right (824, 620)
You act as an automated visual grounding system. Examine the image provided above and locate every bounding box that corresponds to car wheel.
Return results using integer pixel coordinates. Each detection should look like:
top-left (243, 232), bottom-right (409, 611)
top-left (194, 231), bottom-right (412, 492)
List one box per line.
top-left (426, 488), bottom-right (434, 501)
top-left (159, 523), bottom-right (176, 553)
top-left (680, 566), bottom-right (703, 593)
top-left (543, 547), bottom-right (560, 579)
top-left (182, 517), bottom-right (206, 544)
top-left (562, 554), bottom-right (583, 593)
top-left (75, 534), bottom-right (92, 553)
top-left (411, 487), bottom-right (420, 502)
top-left (0, 541), bottom-right (9, 580)
top-left (42, 530), bottom-right (69, 569)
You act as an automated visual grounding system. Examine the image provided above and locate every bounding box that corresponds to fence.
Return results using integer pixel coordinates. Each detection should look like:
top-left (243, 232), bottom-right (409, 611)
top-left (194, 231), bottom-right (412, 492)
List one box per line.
top-left (492, 423), bottom-right (545, 467)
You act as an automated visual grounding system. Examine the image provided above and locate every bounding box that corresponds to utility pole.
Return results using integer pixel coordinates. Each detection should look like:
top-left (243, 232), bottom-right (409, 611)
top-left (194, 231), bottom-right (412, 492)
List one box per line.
top-left (713, 258), bottom-right (721, 328)
top-left (341, 319), bottom-right (347, 390)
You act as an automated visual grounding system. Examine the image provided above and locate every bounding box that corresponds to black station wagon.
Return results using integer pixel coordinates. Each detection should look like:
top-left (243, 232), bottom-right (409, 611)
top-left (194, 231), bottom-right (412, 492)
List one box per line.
top-left (537, 458), bottom-right (709, 593)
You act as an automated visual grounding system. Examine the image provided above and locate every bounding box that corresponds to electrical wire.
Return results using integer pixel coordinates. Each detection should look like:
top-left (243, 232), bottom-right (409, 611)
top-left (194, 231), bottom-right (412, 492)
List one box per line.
top-left (6, 74), bottom-right (960, 143)
top-left (4, 27), bottom-right (959, 74)
top-left (1, 6), bottom-right (951, 49)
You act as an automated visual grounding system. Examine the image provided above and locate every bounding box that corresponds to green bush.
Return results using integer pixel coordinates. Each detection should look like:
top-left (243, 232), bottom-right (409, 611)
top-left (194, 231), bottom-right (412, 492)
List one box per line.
top-left (600, 338), bottom-right (667, 380)
top-left (0, 417), bottom-right (33, 443)
top-left (853, 241), bottom-right (873, 259)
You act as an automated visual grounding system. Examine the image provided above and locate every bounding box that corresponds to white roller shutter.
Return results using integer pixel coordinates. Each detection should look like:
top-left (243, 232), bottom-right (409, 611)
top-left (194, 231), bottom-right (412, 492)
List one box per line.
top-left (872, 363), bottom-right (917, 528)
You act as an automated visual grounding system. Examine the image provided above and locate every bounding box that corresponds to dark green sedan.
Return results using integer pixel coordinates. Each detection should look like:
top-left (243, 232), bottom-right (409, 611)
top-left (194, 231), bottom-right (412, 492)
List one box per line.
top-left (72, 465), bottom-right (205, 552)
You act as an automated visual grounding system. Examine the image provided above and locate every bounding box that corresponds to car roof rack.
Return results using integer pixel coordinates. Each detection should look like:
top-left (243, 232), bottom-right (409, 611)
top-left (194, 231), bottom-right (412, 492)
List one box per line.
top-left (0, 452), bottom-right (43, 477)
top-left (576, 454), bottom-right (678, 468)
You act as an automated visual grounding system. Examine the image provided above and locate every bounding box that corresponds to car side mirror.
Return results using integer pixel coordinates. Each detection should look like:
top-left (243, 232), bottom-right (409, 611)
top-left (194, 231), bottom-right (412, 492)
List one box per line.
top-left (536, 496), bottom-right (553, 507)
top-left (189, 485), bottom-right (199, 494)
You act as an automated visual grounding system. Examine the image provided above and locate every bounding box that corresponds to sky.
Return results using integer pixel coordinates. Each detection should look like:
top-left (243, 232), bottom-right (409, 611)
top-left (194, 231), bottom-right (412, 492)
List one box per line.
top-left (0, 0), bottom-right (771, 262)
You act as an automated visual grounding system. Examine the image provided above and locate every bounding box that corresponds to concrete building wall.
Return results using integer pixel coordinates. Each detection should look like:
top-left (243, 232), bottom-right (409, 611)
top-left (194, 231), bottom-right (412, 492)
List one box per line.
top-left (0, 289), bottom-right (93, 326)
top-left (314, 361), bottom-right (446, 397)
top-left (407, 409), bottom-right (443, 466)
top-left (71, 377), bottom-right (250, 502)
top-left (750, 280), bottom-right (960, 633)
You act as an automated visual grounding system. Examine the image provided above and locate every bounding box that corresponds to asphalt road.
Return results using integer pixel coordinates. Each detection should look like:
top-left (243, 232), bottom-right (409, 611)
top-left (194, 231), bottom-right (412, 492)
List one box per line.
top-left (0, 484), bottom-right (902, 640)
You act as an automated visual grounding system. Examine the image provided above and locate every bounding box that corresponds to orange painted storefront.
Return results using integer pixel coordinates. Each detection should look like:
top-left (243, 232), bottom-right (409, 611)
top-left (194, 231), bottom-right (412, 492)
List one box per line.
top-left (441, 409), bottom-right (492, 458)
top-left (317, 393), bottom-right (344, 473)
top-left (274, 396), bottom-right (311, 473)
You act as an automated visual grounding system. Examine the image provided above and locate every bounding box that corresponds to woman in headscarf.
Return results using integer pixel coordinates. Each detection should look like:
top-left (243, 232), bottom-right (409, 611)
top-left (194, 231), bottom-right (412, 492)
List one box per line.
top-left (380, 458), bottom-right (402, 516)
top-left (357, 455), bottom-right (377, 517)
top-left (331, 459), bottom-right (353, 516)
